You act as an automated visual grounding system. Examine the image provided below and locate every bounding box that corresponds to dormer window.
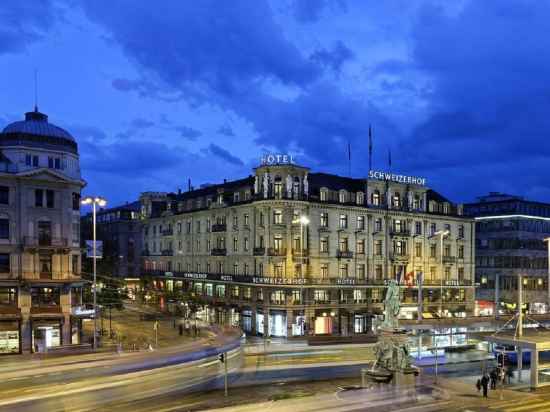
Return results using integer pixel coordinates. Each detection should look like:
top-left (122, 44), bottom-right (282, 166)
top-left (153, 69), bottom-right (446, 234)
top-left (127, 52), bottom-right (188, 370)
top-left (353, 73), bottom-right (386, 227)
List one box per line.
top-left (413, 194), bottom-right (420, 210)
top-left (443, 202), bottom-right (450, 214)
top-left (356, 192), bottom-right (364, 205)
top-left (392, 192), bottom-right (401, 208)
top-left (372, 190), bottom-right (380, 206)
top-left (320, 189), bottom-right (328, 202)
top-left (339, 190), bottom-right (347, 204)
top-left (274, 176), bottom-right (282, 199)
top-left (233, 192), bottom-right (240, 203)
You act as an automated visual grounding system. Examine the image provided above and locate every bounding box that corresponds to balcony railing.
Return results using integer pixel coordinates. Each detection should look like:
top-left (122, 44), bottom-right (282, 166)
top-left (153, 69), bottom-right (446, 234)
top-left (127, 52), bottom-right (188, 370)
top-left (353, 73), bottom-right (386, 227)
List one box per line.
top-left (211, 224), bottom-right (227, 232)
top-left (211, 248), bottom-right (227, 256)
top-left (443, 256), bottom-right (457, 264)
top-left (161, 249), bottom-right (174, 256)
top-left (24, 236), bottom-right (68, 247)
top-left (253, 247), bottom-right (265, 256)
top-left (292, 249), bottom-right (309, 257)
top-left (268, 248), bottom-right (286, 256)
top-left (390, 253), bottom-right (409, 262)
top-left (336, 250), bottom-right (354, 259)
top-left (390, 229), bottom-right (411, 237)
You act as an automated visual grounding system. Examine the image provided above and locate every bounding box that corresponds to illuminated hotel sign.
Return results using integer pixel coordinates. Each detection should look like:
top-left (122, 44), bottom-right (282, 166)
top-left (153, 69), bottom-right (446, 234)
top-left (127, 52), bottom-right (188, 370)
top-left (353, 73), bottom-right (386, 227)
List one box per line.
top-left (260, 154), bottom-right (295, 166)
top-left (369, 170), bottom-right (426, 186)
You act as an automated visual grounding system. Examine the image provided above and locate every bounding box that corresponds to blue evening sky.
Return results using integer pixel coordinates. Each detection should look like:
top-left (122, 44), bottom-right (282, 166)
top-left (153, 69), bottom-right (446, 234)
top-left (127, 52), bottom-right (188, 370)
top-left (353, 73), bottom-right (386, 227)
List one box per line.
top-left (1, 1), bottom-right (549, 206)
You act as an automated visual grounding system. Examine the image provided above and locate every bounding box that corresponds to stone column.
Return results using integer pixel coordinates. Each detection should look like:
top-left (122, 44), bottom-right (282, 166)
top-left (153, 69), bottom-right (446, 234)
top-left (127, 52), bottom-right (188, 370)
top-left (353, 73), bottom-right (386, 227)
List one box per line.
top-left (286, 309), bottom-right (294, 337)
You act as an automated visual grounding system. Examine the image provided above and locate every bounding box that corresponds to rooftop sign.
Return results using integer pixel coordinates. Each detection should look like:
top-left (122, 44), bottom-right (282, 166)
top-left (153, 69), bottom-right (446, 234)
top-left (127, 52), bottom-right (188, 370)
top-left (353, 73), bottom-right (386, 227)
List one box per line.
top-left (260, 154), bottom-right (295, 166)
top-left (369, 170), bottom-right (426, 186)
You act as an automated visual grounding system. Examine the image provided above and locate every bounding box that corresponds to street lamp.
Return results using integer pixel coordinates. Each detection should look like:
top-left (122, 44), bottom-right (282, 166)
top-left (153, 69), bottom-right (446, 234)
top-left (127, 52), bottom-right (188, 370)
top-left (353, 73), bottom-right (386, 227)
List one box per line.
top-left (544, 238), bottom-right (550, 314)
top-left (434, 229), bottom-right (450, 317)
top-left (81, 195), bottom-right (107, 349)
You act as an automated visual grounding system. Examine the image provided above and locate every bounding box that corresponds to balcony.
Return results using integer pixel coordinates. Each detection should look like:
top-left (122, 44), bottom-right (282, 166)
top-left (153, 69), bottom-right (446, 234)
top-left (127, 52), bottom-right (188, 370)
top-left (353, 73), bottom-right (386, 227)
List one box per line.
top-left (24, 236), bottom-right (68, 248)
top-left (161, 249), bottom-right (174, 256)
top-left (268, 248), bottom-right (286, 256)
top-left (253, 247), bottom-right (265, 256)
top-left (336, 250), bottom-right (354, 259)
top-left (390, 229), bottom-right (411, 237)
top-left (161, 228), bottom-right (173, 236)
top-left (211, 224), bottom-right (227, 233)
top-left (211, 248), bottom-right (227, 256)
top-left (443, 256), bottom-right (457, 264)
top-left (292, 249), bottom-right (309, 257)
top-left (390, 253), bottom-right (409, 262)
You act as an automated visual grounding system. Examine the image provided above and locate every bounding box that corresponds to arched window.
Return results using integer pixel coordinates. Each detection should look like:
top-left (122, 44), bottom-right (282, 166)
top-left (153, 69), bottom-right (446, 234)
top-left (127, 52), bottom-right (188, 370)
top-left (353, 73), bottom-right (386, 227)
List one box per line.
top-left (372, 190), bottom-right (380, 206)
top-left (339, 190), bottom-right (347, 204)
top-left (320, 188), bottom-right (328, 202)
top-left (274, 176), bottom-right (283, 199)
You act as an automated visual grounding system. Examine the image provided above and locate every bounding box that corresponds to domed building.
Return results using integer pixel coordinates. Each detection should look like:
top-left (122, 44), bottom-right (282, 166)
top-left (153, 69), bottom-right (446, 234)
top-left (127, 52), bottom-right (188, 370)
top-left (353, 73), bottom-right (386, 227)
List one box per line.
top-left (0, 108), bottom-right (86, 354)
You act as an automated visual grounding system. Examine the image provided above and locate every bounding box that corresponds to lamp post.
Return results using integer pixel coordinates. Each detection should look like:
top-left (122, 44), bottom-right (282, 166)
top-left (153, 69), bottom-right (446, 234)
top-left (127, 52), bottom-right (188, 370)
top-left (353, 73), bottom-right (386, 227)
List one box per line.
top-left (81, 196), bottom-right (107, 350)
top-left (544, 238), bottom-right (550, 314)
top-left (434, 229), bottom-right (450, 317)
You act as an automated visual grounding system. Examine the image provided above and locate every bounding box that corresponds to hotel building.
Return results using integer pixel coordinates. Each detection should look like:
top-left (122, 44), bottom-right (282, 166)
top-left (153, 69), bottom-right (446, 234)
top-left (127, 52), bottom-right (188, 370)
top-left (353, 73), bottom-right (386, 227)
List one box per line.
top-left (141, 158), bottom-right (475, 337)
top-left (0, 108), bottom-right (86, 354)
top-left (465, 193), bottom-right (550, 316)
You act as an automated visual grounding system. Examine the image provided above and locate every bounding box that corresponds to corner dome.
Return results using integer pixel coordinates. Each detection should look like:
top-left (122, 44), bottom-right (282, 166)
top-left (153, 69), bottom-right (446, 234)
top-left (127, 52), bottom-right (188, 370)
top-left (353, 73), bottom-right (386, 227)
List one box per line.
top-left (0, 108), bottom-right (78, 154)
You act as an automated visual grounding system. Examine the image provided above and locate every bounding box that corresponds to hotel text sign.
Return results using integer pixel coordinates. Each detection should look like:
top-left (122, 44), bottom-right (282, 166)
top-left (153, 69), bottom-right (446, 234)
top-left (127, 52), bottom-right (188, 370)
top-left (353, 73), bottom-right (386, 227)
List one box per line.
top-left (369, 170), bottom-right (426, 186)
top-left (260, 154), bottom-right (295, 166)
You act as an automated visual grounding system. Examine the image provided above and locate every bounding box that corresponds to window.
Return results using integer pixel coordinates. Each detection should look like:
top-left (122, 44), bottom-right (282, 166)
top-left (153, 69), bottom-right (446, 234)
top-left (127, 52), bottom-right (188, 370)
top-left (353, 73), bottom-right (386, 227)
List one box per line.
top-left (356, 192), bottom-right (364, 205)
top-left (196, 220), bottom-right (201, 233)
top-left (46, 190), bottom-right (54, 208)
top-left (233, 215), bottom-right (238, 227)
top-left (415, 221), bottom-right (422, 235)
top-left (339, 191), bottom-right (347, 203)
top-left (233, 263), bottom-right (239, 275)
top-left (392, 192), bottom-right (401, 208)
top-left (339, 214), bottom-right (348, 229)
top-left (273, 210), bottom-right (283, 224)
top-left (430, 223), bottom-right (436, 236)
top-left (430, 243), bottom-right (436, 258)
top-left (54, 158), bottom-right (61, 169)
top-left (458, 267), bottom-right (464, 281)
top-left (375, 218), bottom-right (382, 232)
top-left (31, 287), bottom-right (59, 306)
top-left (233, 192), bottom-right (240, 203)
top-left (415, 243), bottom-right (422, 258)
top-left (320, 263), bottom-right (328, 278)
top-left (393, 240), bottom-right (405, 255)
top-left (72, 192), bottom-right (80, 211)
top-left (357, 264), bottom-right (365, 279)
top-left (273, 236), bottom-right (283, 251)
top-left (271, 290), bottom-right (285, 305)
top-left (372, 190), bottom-right (380, 206)
top-left (339, 263), bottom-right (348, 277)
top-left (458, 225), bottom-right (464, 238)
top-left (0, 186), bottom-right (8, 205)
top-left (375, 265), bottom-right (383, 280)
top-left (39, 254), bottom-right (52, 278)
top-left (444, 223), bottom-right (451, 235)
top-left (374, 240), bottom-right (383, 256)
top-left (259, 212), bottom-right (264, 226)
top-left (0, 219), bottom-right (9, 239)
top-left (320, 212), bottom-right (328, 228)
top-left (0, 287), bottom-right (16, 305)
top-left (314, 290), bottom-right (329, 303)
top-left (0, 254), bottom-right (9, 272)
top-left (357, 216), bottom-right (365, 230)
top-left (444, 244), bottom-right (451, 257)
top-left (274, 263), bottom-right (284, 276)
top-left (25, 154), bottom-right (32, 166)
top-left (233, 237), bottom-right (238, 252)
top-left (205, 284), bottom-right (213, 296)
top-left (244, 237), bottom-right (249, 251)
top-left (413, 195), bottom-right (420, 210)
top-left (48, 157), bottom-right (54, 168)
top-left (72, 255), bottom-right (79, 275)
top-left (32, 155), bottom-right (39, 167)
top-left (292, 290), bottom-right (302, 304)
top-left (444, 266), bottom-right (451, 280)
top-left (320, 189), bottom-right (328, 202)
top-left (320, 237), bottom-right (329, 253)
top-left (244, 214), bottom-right (249, 226)
top-left (458, 245), bottom-right (464, 259)
top-left (206, 218), bottom-right (211, 232)
top-left (356, 239), bottom-right (365, 254)
top-left (393, 219), bottom-right (403, 233)
top-left (35, 189), bottom-right (43, 207)
top-left (258, 262), bottom-right (264, 276)
top-left (243, 263), bottom-right (249, 275)
top-left (274, 176), bottom-right (283, 198)
top-left (339, 237), bottom-right (348, 252)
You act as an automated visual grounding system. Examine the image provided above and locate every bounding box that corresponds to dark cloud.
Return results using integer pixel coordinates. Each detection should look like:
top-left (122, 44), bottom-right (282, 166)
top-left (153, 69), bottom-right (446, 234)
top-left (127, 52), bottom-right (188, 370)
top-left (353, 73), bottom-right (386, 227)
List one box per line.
top-left (175, 126), bottom-right (202, 141)
top-left (0, 1), bottom-right (58, 54)
top-left (291, 0), bottom-right (347, 23)
top-left (217, 125), bottom-right (235, 137)
top-left (310, 41), bottom-right (354, 74)
top-left (207, 143), bottom-right (244, 166)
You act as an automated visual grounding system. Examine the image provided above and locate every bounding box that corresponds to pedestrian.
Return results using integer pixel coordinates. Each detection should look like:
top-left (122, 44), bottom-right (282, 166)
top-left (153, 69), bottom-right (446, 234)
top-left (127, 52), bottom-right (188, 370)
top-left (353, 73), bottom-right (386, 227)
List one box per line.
top-left (476, 378), bottom-right (481, 394)
top-left (481, 373), bottom-right (490, 398)
top-left (490, 369), bottom-right (497, 389)
top-left (506, 367), bottom-right (514, 384)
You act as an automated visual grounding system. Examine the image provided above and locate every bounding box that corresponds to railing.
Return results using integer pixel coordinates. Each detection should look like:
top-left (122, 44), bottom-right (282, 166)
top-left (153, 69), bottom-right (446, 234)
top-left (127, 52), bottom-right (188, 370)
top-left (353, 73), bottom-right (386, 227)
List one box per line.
top-left (24, 236), bottom-right (67, 247)
top-left (211, 224), bottom-right (227, 232)
top-left (268, 248), bottom-right (286, 256)
top-left (390, 253), bottom-right (409, 262)
top-left (390, 230), bottom-right (411, 237)
top-left (253, 247), bottom-right (265, 256)
top-left (443, 256), bottom-right (457, 264)
top-left (336, 250), bottom-right (354, 258)
top-left (211, 248), bottom-right (227, 256)
top-left (161, 249), bottom-right (174, 256)
top-left (292, 249), bottom-right (309, 257)
top-left (161, 228), bottom-right (173, 236)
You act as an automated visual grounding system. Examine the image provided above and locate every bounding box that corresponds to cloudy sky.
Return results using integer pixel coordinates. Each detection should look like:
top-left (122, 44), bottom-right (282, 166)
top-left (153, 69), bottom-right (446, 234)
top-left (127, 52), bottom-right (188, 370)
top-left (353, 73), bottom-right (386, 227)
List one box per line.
top-left (1, 0), bottom-right (549, 206)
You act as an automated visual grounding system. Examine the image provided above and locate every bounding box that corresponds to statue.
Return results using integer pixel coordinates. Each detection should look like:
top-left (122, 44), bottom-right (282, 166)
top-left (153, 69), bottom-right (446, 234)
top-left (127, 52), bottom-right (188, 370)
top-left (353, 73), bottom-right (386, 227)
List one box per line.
top-left (303, 174), bottom-right (309, 196)
top-left (382, 279), bottom-right (400, 330)
top-left (286, 174), bottom-right (293, 198)
top-left (263, 172), bottom-right (269, 198)
top-left (254, 175), bottom-right (259, 194)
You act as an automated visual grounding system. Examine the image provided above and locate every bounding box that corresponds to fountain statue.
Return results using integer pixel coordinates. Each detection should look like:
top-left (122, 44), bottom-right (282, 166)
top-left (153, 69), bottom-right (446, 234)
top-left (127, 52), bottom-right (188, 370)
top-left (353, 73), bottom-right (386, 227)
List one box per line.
top-left (363, 279), bottom-right (419, 384)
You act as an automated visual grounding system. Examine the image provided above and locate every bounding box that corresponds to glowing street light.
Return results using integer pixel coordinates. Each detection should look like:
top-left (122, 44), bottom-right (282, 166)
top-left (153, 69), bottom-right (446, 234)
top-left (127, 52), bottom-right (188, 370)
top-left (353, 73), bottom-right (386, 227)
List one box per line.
top-left (81, 195), bottom-right (107, 349)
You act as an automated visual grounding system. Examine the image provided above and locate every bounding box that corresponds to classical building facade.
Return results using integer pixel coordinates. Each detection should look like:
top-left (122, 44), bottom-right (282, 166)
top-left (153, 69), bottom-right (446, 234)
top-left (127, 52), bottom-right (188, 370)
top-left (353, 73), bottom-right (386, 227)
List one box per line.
top-left (0, 108), bottom-right (86, 354)
top-left (141, 159), bottom-right (475, 337)
top-left (465, 193), bottom-right (550, 315)
top-left (81, 201), bottom-right (142, 278)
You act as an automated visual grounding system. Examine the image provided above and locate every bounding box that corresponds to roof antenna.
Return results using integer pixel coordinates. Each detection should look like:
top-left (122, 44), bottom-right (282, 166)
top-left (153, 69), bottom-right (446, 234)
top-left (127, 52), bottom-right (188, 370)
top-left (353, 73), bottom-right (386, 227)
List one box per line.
top-left (34, 69), bottom-right (39, 112)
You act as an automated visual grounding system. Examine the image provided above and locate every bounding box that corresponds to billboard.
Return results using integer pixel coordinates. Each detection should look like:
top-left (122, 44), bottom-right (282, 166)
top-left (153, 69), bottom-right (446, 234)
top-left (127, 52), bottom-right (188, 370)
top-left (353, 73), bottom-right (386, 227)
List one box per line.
top-left (86, 240), bottom-right (103, 259)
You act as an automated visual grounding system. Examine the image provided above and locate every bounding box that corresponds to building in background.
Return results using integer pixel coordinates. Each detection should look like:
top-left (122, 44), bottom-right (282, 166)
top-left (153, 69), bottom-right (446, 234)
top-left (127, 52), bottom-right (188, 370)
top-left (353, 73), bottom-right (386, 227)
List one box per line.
top-left (81, 201), bottom-right (142, 279)
top-left (141, 157), bottom-right (475, 337)
top-left (465, 192), bottom-right (550, 316)
top-left (0, 108), bottom-right (86, 354)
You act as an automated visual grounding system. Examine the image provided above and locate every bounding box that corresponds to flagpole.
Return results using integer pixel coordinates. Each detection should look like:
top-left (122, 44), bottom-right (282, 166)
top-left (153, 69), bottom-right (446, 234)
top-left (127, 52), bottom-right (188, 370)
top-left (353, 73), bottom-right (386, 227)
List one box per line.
top-left (348, 141), bottom-right (351, 177)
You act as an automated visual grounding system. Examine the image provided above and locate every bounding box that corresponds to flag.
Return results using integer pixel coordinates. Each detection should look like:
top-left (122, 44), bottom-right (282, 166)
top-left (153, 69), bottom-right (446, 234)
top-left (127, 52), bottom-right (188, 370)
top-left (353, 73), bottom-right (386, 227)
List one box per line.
top-left (368, 124), bottom-right (373, 156)
top-left (406, 271), bottom-right (414, 288)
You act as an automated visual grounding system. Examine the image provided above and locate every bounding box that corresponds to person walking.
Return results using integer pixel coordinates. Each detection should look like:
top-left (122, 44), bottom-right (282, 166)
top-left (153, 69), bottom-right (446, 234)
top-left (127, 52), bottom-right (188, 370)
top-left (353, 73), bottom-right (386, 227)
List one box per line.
top-left (481, 373), bottom-right (490, 398)
top-left (476, 378), bottom-right (482, 394)
top-left (490, 369), bottom-right (497, 389)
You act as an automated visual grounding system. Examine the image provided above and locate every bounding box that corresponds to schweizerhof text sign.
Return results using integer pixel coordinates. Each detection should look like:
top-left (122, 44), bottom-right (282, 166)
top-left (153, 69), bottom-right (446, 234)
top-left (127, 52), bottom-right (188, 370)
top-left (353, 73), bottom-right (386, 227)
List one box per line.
top-left (369, 170), bottom-right (426, 186)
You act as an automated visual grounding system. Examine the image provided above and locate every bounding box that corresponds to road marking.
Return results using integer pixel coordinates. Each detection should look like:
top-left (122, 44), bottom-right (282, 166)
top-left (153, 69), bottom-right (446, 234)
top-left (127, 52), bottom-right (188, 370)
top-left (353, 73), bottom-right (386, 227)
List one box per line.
top-left (500, 400), bottom-right (550, 412)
